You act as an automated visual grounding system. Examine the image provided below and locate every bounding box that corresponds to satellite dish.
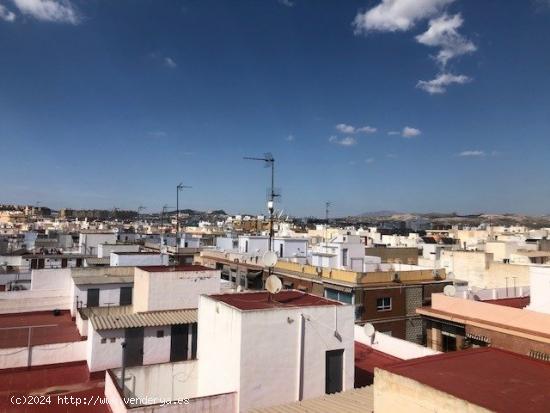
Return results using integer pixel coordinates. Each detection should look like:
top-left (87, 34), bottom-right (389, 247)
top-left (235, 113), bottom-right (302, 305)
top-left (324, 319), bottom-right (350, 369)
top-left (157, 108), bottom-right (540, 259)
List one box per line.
top-left (236, 285), bottom-right (243, 293)
top-left (262, 251), bottom-right (278, 268)
top-left (364, 323), bottom-right (376, 338)
top-left (443, 285), bottom-right (457, 297)
top-left (265, 274), bottom-right (282, 294)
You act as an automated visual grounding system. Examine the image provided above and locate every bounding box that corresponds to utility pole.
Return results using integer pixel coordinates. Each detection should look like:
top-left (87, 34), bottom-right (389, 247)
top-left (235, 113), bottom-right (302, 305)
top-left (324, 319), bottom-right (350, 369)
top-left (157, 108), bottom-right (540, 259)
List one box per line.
top-left (244, 154), bottom-right (277, 252)
top-left (325, 202), bottom-right (331, 250)
top-left (176, 183), bottom-right (191, 263)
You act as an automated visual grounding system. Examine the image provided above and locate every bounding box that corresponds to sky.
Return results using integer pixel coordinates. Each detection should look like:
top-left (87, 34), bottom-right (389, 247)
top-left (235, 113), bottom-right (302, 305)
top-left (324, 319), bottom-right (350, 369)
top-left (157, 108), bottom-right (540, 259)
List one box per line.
top-left (0, 0), bottom-right (549, 217)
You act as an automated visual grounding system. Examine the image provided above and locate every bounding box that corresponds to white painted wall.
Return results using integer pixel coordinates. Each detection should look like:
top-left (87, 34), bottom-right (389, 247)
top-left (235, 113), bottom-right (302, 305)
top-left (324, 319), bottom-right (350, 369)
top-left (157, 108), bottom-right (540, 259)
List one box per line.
top-left (197, 295), bottom-right (354, 412)
top-left (79, 233), bottom-right (117, 255)
top-left (98, 244), bottom-right (140, 258)
top-left (110, 253), bottom-right (168, 267)
top-left (86, 324), bottom-right (178, 372)
top-left (274, 238), bottom-right (308, 258)
top-left (30, 268), bottom-right (72, 291)
top-left (0, 289), bottom-right (71, 313)
top-left (527, 266), bottom-right (550, 315)
top-left (0, 340), bottom-right (86, 369)
top-left (73, 282), bottom-right (132, 313)
top-left (133, 268), bottom-right (220, 312)
top-left (354, 325), bottom-right (440, 360)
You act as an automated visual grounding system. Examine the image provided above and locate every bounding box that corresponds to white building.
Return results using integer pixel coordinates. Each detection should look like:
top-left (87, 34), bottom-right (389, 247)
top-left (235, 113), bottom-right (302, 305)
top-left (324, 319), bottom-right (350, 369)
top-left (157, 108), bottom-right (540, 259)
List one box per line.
top-left (311, 234), bottom-right (365, 271)
top-left (79, 231), bottom-right (117, 255)
top-left (97, 243), bottom-right (140, 258)
top-left (109, 252), bottom-right (168, 267)
top-left (105, 290), bottom-right (354, 413)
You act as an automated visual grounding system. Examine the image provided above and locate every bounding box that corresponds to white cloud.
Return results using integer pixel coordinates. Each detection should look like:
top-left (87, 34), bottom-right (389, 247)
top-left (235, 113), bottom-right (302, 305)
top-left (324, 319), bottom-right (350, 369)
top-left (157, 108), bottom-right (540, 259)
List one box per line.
top-left (353, 0), bottom-right (454, 34)
top-left (335, 123), bottom-right (356, 134)
top-left (415, 14), bottom-right (476, 67)
top-left (329, 135), bottom-right (357, 146)
top-left (164, 57), bottom-right (177, 68)
top-left (285, 134), bottom-right (295, 142)
top-left (417, 72), bottom-right (471, 94)
top-left (336, 123), bottom-right (377, 134)
top-left (278, 0), bottom-right (294, 7)
top-left (357, 125), bottom-right (377, 133)
top-left (0, 4), bottom-right (16, 21)
top-left (402, 126), bottom-right (422, 138)
top-left (458, 150), bottom-right (485, 157)
top-left (13, 0), bottom-right (80, 24)
top-left (387, 131), bottom-right (400, 136)
top-left (365, 157), bottom-right (375, 164)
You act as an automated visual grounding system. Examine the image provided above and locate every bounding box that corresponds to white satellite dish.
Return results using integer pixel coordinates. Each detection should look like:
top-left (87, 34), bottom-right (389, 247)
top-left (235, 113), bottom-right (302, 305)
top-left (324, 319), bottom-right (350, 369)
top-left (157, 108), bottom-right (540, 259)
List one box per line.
top-left (265, 274), bottom-right (282, 294)
top-left (364, 323), bottom-right (376, 338)
top-left (236, 285), bottom-right (244, 293)
top-left (443, 285), bottom-right (456, 297)
top-left (262, 251), bottom-right (278, 268)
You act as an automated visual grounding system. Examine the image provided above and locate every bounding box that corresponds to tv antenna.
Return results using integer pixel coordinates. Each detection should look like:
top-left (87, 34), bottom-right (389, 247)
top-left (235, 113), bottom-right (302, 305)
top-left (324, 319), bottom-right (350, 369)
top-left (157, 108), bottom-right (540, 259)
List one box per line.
top-left (176, 182), bottom-right (192, 261)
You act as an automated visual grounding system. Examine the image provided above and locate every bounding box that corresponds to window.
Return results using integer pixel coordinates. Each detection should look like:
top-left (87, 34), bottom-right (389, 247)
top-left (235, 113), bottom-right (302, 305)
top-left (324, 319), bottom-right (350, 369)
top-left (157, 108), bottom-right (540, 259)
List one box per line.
top-left (157, 330), bottom-right (164, 338)
top-left (110, 337), bottom-right (116, 343)
top-left (342, 249), bottom-right (348, 266)
top-left (279, 243), bottom-right (283, 257)
top-left (376, 297), bottom-right (392, 311)
top-left (100, 338), bottom-right (107, 344)
top-left (325, 288), bottom-right (353, 304)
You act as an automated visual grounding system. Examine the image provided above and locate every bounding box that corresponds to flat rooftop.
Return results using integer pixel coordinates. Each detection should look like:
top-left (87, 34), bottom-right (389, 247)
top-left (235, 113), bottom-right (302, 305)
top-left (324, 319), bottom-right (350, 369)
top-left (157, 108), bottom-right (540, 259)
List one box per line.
top-left (482, 296), bottom-right (530, 308)
top-left (209, 290), bottom-right (341, 310)
top-left (137, 264), bottom-right (215, 272)
top-left (381, 348), bottom-right (550, 413)
top-left (0, 361), bottom-right (108, 413)
top-left (0, 310), bottom-right (83, 348)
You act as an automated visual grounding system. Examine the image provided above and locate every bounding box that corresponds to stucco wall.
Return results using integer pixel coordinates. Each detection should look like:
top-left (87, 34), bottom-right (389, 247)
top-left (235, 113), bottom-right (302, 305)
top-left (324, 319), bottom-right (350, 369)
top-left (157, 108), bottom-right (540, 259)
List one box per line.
top-left (374, 368), bottom-right (491, 413)
top-left (0, 340), bottom-right (86, 369)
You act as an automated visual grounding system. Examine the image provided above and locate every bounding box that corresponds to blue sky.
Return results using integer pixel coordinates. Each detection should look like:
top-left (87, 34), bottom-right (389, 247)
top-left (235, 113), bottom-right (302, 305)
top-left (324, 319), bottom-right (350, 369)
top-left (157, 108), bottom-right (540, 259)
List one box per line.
top-left (0, 0), bottom-right (549, 217)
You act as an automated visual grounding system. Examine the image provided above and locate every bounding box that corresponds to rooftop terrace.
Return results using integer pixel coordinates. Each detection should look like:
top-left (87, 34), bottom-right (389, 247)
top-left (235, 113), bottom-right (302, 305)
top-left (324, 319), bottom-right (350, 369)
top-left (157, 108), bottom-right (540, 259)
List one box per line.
top-left (0, 310), bottom-right (82, 348)
top-left (209, 290), bottom-right (341, 311)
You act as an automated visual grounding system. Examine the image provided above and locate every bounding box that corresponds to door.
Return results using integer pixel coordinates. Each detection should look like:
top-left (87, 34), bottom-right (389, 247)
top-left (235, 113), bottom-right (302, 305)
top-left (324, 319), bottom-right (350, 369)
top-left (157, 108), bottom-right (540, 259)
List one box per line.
top-left (124, 328), bottom-right (144, 367)
top-left (61, 258), bottom-right (68, 268)
top-left (119, 287), bottom-right (133, 306)
top-left (325, 349), bottom-right (344, 394)
top-left (170, 324), bottom-right (189, 362)
top-left (37, 259), bottom-right (45, 269)
top-left (86, 288), bottom-right (100, 307)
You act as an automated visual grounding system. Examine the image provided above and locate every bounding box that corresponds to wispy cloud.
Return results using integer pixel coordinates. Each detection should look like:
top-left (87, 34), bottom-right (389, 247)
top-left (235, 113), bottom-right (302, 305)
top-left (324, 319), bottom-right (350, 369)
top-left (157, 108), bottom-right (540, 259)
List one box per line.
top-left (387, 131), bottom-right (401, 136)
top-left (285, 134), bottom-right (295, 142)
top-left (13, 0), bottom-right (80, 24)
top-left (335, 123), bottom-right (377, 134)
top-left (365, 157), bottom-right (375, 164)
top-left (164, 57), bottom-right (177, 68)
top-left (458, 150), bottom-right (485, 157)
top-left (417, 72), bottom-right (471, 94)
top-left (353, 0), bottom-right (454, 34)
top-left (0, 4), bottom-right (16, 21)
top-left (402, 126), bottom-right (422, 138)
top-left (278, 0), bottom-right (294, 7)
top-left (416, 14), bottom-right (476, 67)
top-left (329, 135), bottom-right (357, 146)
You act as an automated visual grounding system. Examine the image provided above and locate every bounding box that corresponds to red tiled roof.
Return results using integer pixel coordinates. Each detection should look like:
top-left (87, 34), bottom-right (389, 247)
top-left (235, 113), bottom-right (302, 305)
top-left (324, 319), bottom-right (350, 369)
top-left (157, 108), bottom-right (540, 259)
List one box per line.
top-left (482, 296), bottom-right (530, 308)
top-left (0, 311), bottom-right (83, 348)
top-left (0, 362), bottom-right (109, 413)
top-left (209, 290), bottom-right (341, 310)
top-left (137, 265), bottom-right (215, 272)
top-left (355, 341), bottom-right (401, 388)
top-left (380, 348), bottom-right (550, 413)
